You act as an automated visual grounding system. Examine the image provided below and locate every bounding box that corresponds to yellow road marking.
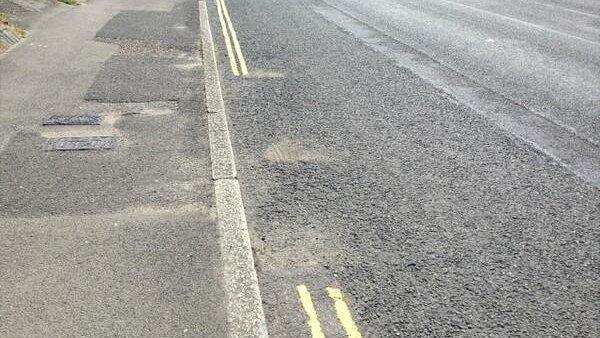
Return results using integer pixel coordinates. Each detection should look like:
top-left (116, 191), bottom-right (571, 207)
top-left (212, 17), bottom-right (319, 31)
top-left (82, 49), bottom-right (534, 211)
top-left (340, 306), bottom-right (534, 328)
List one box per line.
top-left (297, 285), bottom-right (326, 338)
top-left (215, 0), bottom-right (239, 75)
top-left (219, 0), bottom-right (248, 75)
top-left (326, 287), bottom-right (363, 338)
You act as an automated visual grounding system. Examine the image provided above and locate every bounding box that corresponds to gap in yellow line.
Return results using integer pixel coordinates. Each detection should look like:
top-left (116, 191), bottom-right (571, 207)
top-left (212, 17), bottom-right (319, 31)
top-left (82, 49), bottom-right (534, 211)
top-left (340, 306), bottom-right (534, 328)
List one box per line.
top-left (326, 287), bottom-right (363, 338)
top-left (297, 285), bottom-right (326, 338)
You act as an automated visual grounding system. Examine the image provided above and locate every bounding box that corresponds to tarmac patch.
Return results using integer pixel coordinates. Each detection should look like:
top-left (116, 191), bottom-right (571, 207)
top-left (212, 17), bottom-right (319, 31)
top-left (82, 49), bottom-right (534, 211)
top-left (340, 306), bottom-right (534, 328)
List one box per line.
top-left (43, 115), bottom-right (102, 125)
top-left (44, 136), bottom-right (115, 151)
top-left (265, 139), bottom-right (331, 163)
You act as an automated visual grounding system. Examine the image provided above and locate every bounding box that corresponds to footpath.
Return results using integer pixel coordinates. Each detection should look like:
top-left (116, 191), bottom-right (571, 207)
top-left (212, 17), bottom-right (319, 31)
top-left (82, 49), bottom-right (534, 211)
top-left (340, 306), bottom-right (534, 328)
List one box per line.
top-left (0, 0), bottom-right (230, 336)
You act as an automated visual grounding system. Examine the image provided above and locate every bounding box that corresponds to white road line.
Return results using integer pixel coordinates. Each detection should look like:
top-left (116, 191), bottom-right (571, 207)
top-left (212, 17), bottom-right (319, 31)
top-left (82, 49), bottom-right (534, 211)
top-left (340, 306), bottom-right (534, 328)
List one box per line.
top-left (440, 0), bottom-right (600, 46)
top-left (314, 3), bottom-right (600, 187)
top-left (533, 1), bottom-right (600, 20)
top-left (198, 2), bottom-right (268, 337)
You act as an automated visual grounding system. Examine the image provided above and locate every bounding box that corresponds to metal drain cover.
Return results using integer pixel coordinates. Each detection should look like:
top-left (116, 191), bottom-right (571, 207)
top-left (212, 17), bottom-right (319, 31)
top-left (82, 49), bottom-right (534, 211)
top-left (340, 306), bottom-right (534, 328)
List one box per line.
top-left (43, 115), bottom-right (102, 125)
top-left (45, 136), bottom-right (115, 151)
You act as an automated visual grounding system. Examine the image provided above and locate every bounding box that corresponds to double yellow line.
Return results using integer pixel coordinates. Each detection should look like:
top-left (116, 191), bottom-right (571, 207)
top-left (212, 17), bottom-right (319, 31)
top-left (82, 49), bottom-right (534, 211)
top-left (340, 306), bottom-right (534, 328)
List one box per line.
top-left (215, 0), bottom-right (248, 76)
top-left (297, 284), bottom-right (363, 338)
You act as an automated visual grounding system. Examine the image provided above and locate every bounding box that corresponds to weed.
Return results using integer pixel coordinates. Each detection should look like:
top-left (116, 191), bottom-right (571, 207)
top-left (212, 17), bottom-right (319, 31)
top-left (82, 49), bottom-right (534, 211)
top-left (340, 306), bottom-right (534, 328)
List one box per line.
top-left (0, 11), bottom-right (27, 38)
top-left (0, 12), bottom-right (8, 25)
top-left (59, 0), bottom-right (80, 5)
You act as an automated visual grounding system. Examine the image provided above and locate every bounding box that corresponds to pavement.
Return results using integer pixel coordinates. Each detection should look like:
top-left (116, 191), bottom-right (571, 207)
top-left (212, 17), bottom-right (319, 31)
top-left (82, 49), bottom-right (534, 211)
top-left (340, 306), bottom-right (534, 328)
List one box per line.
top-left (1, 0), bottom-right (227, 336)
top-left (1, 0), bottom-right (599, 337)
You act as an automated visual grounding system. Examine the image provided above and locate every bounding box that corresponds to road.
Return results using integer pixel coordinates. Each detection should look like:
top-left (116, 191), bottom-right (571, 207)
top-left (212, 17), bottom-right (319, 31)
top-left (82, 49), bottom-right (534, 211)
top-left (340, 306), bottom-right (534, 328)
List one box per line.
top-left (1, 0), bottom-right (599, 337)
top-left (211, 0), bottom-right (600, 336)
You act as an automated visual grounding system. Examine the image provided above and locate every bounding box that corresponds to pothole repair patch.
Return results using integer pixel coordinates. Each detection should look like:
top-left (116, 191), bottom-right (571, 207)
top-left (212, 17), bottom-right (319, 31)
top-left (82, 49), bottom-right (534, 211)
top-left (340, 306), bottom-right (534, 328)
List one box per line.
top-left (265, 139), bottom-right (332, 163)
top-left (44, 136), bottom-right (115, 151)
top-left (43, 115), bottom-right (103, 125)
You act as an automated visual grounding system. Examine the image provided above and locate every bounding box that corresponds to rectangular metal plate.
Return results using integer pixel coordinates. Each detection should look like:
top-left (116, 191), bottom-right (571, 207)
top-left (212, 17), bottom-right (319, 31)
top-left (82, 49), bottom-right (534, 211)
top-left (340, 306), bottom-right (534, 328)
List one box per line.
top-left (43, 115), bottom-right (102, 125)
top-left (44, 136), bottom-right (115, 151)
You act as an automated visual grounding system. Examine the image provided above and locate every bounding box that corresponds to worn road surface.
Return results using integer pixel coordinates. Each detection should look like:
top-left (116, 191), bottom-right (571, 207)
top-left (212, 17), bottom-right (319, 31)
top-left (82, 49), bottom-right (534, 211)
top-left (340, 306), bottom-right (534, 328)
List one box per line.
top-left (212, 0), bottom-right (600, 336)
top-left (1, 0), bottom-right (599, 337)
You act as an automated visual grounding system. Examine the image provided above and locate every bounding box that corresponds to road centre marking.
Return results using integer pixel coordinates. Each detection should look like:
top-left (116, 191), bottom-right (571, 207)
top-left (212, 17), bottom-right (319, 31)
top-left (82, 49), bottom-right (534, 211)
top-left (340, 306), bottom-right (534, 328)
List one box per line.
top-left (215, 0), bottom-right (239, 75)
top-left (215, 0), bottom-right (248, 75)
top-left (297, 285), bottom-right (326, 338)
top-left (327, 287), bottom-right (363, 338)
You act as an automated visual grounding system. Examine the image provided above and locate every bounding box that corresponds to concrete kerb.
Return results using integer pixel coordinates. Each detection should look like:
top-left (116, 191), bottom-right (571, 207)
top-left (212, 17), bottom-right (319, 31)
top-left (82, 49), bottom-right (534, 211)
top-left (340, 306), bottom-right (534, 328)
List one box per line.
top-left (198, 1), bottom-right (268, 337)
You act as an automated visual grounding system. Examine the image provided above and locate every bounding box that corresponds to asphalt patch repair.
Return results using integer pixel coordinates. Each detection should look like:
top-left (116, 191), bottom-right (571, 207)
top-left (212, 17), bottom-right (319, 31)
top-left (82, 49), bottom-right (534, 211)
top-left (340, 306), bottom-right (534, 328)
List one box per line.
top-left (44, 136), bottom-right (115, 151)
top-left (43, 114), bottom-right (102, 125)
top-left (85, 3), bottom-right (200, 104)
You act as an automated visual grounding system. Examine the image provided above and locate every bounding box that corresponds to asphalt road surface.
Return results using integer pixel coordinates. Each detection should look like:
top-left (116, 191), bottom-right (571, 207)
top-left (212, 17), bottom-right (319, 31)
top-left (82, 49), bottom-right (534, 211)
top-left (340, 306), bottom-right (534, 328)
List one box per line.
top-left (1, 0), bottom-right (599, 337)
top-left (212, 0), bottom-right (600, 336)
